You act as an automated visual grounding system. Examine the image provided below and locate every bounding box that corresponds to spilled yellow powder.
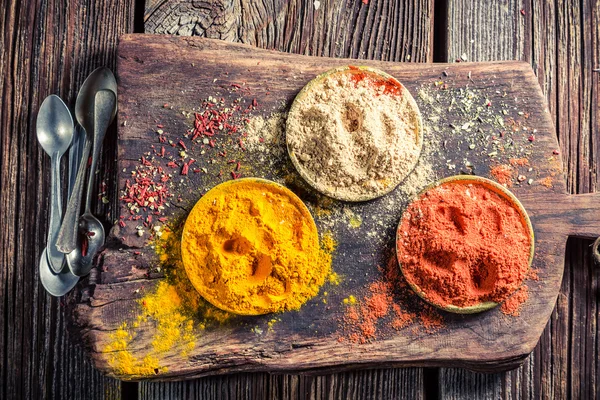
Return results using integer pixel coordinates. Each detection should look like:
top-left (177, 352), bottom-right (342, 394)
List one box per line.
top-left (328, 272), bottom-right (341, 285)
top-left (267, 317), bottom-right (281, 332)
top-left (104, 323), bottom-right (166, 376)
top-left (139, 281), bottom-right (199, 356)
top-left (343, 207), bottom-right (363, 228)
top-left (104, 225), bottom-right (230, 377)
top-left (181, 179), bottom-right (332, 315)
top-left (343, 295), bottom-right (357, 305)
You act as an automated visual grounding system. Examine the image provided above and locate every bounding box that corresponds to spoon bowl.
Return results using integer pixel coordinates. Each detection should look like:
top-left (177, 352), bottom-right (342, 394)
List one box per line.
top-left (39, 248), bottom-right (79, 297)
top-left (75, 67), bottom-right (118, 135)
top-left (66, 214), bottom-right (105, 276)
top-left (36, 95), bottom-right (74, 156)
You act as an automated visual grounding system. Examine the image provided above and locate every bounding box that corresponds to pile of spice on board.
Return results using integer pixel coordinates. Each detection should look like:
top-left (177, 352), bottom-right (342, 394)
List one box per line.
top-left (396, 180), bottom-right (532, 309)
top-left (338, 254), bottom-right (445, 344)
top-left (286, 67), bottom-right (422, 200)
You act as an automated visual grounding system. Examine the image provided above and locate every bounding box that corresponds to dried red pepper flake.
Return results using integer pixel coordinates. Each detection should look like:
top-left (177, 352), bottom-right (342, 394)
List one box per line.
top-left (81, 236), bottom-right (88, 257)
top-left (167, 161), bottom-right (179, 168)
top-left (178, 140), bottom-right (187, 150)
top-left (157, 124), bottom-right (164, 128)
top-left (158, 217), bottom-right (168, 222)
top-left (134, 251), bottom-right (141, 255)
top-left (236, 161), bottom-right (241, 171)
top-left (528, 134), bottom-right (535, 142)
top-left (362, 0), bottom-right (369, 4)
top-left (520, 9), bottom-right (526, 15)
top-left (119, 220), bottom-right (126, 227)
top-left (252, 98), bottom-right (258, 107)
top-left (553, 149), bottom-right (560, 155)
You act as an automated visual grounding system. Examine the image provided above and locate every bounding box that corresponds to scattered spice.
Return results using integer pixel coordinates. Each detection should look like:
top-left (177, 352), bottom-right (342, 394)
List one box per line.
top-left (490, 164), bottom-right (514, 187)
top-left (339, 254), bottom-right (445, 343)
top-left (397, 181), bottom-right (532, 308)
top-left (540, 176), bottom-right (554, 188)
top-left (509, 157), bottom-right (530, 167)
top-left (500, 285), bottom-right (529, 316)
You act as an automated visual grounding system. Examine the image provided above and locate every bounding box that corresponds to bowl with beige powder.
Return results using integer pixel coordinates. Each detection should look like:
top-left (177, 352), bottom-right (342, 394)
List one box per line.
top-left (286, 66), bottom-right (423, 202)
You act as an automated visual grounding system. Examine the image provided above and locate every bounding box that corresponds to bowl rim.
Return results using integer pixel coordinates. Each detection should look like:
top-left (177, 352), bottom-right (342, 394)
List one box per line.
top-left (286, 65), bottom-right (424, 202)
top-left (395, 174), bottom-right (536, 314)
top-left (180, 177), bottom-right (319, 316)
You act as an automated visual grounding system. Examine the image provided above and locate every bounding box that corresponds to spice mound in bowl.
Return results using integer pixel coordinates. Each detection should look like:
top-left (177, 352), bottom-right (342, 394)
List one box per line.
top-left (181, 178), bottom-right (330, 315)
top-left (396, 176), bottom-right (534, 314)
top-left (286, 66), bottom-right (423, 202)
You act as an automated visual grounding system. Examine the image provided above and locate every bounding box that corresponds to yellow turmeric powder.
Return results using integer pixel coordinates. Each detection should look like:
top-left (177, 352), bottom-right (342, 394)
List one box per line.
top-left (181, 178), bottom-right (330, 315)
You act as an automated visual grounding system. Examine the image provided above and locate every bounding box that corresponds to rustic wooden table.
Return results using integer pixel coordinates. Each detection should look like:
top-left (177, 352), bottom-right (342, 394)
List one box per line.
top-left (2, 0), bottom-right (598, 399)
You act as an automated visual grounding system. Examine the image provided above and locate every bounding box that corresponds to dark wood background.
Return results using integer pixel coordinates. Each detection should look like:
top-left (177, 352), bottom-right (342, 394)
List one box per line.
top-left (1, 0), bottom-right (598, 399)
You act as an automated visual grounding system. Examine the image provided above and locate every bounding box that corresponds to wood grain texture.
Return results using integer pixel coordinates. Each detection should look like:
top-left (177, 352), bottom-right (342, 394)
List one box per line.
top-left (0, 0), bottom-right (134, 398)
top-left (139, 369), bottom-right (424, 399)
top-left (144, 0), bottom-right (434, 63)
top-left (66, 35), bottom-right (600, 383)
top-left (441, 0), bottom-right (600, 398)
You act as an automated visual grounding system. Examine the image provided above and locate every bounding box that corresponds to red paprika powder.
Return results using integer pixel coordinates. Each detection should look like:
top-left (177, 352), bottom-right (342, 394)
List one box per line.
top-left (396, 180), bottom-right (532, 310)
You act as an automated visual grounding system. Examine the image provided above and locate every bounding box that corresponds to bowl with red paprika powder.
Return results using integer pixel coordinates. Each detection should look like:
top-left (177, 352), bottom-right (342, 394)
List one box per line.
top-left (396, 175), bottom-right (534, 314)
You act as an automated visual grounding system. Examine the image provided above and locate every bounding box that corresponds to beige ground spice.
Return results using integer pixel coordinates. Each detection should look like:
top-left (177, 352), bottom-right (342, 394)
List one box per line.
top-left (286, 68), bottom-right (422, 201)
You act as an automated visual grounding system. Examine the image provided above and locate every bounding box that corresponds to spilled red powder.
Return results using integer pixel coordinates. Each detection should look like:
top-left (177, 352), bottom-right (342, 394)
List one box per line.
top-left (509, 157), bottom-right (530, 167)
top-left (396, 181), bottom-right (531, 309)
top-left (540, 176), bottom-right (553, 188)
top-left (490, 164), bottom-right (514, 187)
top-left (418, 306), bottom-right (445, 333)
top-left (500, 285), bottom-right (529, 316)
top-left (340, 255), bottom-right (445, 343)
top-left (391, 304), bottom-right (415, 330)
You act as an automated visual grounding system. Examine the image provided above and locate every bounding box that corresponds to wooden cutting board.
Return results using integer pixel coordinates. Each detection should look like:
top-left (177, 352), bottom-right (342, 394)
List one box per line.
top-left (67, 34), bottom-right (600, 381)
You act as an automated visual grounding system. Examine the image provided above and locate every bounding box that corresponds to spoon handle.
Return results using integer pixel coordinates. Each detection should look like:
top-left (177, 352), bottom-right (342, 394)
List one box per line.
top-left (46, 154), bottom-right (65, 273)
top-left (68, 125), bottom-right (83, 198)
top-left (85, 90), bottom-right (116, 213)
top-left (56, 139), bottom-right (91, 253)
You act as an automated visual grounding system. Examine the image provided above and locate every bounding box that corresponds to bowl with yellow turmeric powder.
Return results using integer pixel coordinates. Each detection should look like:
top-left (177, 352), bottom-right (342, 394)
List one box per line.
top-left (181, 178), bottom-right (331, 315)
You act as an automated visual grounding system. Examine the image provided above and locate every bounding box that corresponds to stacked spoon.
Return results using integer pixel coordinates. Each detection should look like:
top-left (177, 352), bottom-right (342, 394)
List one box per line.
top-left (36, 67), bottom-right (117, 296)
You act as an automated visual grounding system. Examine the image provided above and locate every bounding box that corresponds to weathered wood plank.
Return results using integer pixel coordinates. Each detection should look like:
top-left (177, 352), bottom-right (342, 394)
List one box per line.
top-left (139, 0), bottom-right (433, 397)
top-left (0, 0), bottom-right (134, 399)
top-left (441, 0), bottom-right (600, 398)
top-left (144, 0), bottom-right (434, 63)
top-left (139, 369), bottom-right (424, 399)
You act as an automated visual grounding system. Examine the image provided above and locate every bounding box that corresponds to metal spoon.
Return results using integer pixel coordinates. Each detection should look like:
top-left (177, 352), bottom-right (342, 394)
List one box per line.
top-left (66, 89), bottom-right (116, 276)
top-left (56, 67), bottom-right (117, 255)
top-left (36, 95), bottom-right (74, 273)
top-left (39, 125), bottom-right (82, 296)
